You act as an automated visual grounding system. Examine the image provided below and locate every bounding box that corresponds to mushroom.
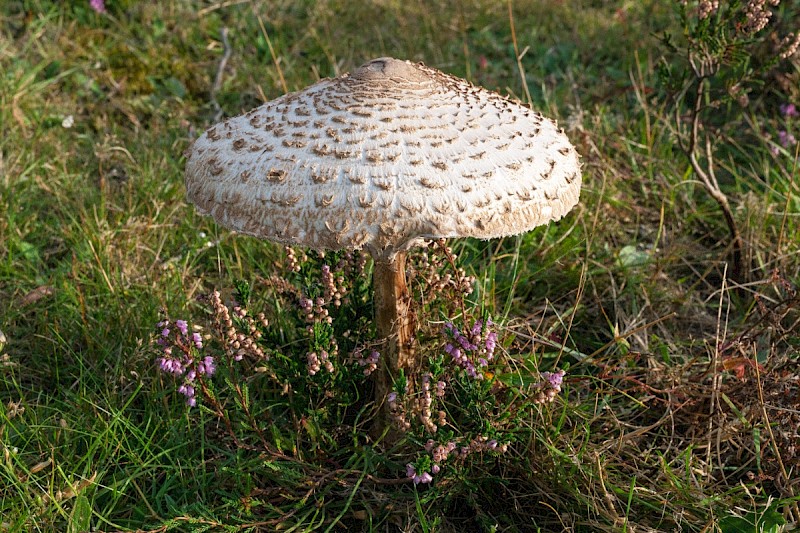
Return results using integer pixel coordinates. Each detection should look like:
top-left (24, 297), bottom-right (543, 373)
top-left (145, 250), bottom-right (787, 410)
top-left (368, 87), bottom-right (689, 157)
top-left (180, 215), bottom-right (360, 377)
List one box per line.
top-left (185, 57), bottom-right (581, 423)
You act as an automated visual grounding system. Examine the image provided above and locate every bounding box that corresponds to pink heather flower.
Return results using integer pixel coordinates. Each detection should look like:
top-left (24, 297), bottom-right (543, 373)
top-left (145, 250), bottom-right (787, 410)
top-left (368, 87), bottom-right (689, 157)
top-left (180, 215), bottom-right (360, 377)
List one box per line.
top-left (406, 464), bottom-right (416, 478)
top-left (544, 369), bottom-right (566, 388)
top-left (387, 392), bottom-right (398, 403)
top-left (307, 352), bottom-right (320, 375)
top-left (192, 332), bottom-right (203, 349)
top-left (431, 464), bottom-right (441, 474)
top-left (485, 331), bottom-right (498, 355)
top-left (780, 103), bottom-right (798, 118)
top-left (90, 0), bottom-right (106, 13)
top-left (417, 472), bottom-right (433, 484)
top-left (777, 130), bottom-right (797, 147)
top-left (444, 318), bottom-right (498, 379)
top-left (471, 319), bottom-right (483, 336)
top-left (155, 319), bottom-right (214, 408)
top-left (432, 444), bottom-right (452, 463)
top-left (356, 349), bottom-right (380, 376)
top-left (178, 384), bottom-right (196, 406)
top-left (532, 369), bottom-right (566, 404)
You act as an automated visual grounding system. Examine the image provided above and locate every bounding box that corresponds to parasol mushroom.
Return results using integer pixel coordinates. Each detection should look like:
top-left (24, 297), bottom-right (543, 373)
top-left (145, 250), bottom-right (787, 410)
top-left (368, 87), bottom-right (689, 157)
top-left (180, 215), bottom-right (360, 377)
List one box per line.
top-left (184, 57), bottom-right (581, 422)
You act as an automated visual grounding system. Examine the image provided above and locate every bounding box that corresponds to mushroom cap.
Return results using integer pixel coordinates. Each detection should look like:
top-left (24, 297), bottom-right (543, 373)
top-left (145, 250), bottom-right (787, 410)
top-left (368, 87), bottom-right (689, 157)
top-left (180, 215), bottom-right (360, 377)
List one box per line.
top-left (185, 57), bottom-right (581, 259)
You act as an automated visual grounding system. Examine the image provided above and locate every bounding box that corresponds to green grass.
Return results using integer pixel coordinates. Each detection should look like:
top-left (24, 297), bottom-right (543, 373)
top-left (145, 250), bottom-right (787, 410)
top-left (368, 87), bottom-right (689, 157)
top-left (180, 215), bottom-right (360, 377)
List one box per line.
top-left (2, 0), bottom-right (800, 531)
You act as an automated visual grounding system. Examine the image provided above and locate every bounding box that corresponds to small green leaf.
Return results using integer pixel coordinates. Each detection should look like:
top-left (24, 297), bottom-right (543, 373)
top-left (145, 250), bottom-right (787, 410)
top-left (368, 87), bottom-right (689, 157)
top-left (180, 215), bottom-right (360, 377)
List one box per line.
top-left (16, 240), bottom-right (41, 264)
top-left (68, 493), bottom-right (92, 533)
top-left (162, 76), bottom-right (186, 98)
top-left (617, 244), bottom-right (650, 268)
top-left (718, 505), bottom-right (787, 533)
top-left (234, 279), bottom-right (251, 304)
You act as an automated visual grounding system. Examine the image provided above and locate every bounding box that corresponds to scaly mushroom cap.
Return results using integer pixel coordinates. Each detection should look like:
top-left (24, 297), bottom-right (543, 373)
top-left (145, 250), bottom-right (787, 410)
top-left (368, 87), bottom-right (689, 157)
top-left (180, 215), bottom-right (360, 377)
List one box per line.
top-left (185, 57), bottom-right (581, 259)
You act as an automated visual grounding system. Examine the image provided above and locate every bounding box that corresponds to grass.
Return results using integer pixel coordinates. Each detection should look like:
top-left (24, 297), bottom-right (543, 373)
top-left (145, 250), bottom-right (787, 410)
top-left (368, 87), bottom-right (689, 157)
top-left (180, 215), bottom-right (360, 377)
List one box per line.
top-left (2, 0), bottom-right (800, 531)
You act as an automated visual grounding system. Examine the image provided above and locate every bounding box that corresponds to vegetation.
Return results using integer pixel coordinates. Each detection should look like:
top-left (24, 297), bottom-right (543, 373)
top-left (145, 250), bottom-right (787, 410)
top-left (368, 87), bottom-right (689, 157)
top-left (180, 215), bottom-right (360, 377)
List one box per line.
top-left (1, 0), bottom-right (799, 531)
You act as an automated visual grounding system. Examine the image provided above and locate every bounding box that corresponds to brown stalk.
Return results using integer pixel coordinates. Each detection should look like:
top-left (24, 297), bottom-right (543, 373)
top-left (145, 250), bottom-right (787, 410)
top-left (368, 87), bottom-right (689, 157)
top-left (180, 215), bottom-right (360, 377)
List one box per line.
top-left (676, 57), bottom-right (744, 280)
top-left (372, 251), bottom-right (417, 435)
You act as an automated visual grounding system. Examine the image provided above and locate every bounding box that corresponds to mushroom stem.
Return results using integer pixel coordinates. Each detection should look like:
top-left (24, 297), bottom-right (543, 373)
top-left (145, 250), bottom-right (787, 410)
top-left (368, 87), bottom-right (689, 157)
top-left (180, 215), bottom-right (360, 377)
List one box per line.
top-left (373, 251), bottom-right (416, 426)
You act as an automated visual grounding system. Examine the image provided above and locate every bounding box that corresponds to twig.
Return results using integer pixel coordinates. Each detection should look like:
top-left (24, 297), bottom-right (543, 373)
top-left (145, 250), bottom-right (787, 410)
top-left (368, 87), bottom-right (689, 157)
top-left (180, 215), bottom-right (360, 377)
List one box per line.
top-left (681, 70), bottom-right (744, 280)
top-left (198, 0), bottom-right (249, 16)
top-left (706, 263), bottom-right (728, 480)
top-left (210, 27), bottom-right (232, 122)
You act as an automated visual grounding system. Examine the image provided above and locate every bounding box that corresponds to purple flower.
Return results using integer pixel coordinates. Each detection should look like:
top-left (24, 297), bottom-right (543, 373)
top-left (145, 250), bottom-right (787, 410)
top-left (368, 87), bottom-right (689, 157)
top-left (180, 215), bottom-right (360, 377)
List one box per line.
top-left (416, 472), bottom-right (433, 484)
top-left (192, 332), bottom-right (203, 349)
top-left (777, 130), bottom-right (797, 148)
top-left (443, 317), bottom-right (498, 379)
top-left (158, 356), bottom-right (183, 375)
top-left (201, 356), bottom-right (216, 375)
top-left (471, 319), bottom-right (483, 336)
top-left (780, 103), bottom-right (798, 118)
top-left (155, 319), bottom-right (212, 408)
top-left (532, 369), bottom-right (566, 404)
top-left (90, 0), bottom-right (106, 13)
top-left (485, 331), bottom-right (498, 355)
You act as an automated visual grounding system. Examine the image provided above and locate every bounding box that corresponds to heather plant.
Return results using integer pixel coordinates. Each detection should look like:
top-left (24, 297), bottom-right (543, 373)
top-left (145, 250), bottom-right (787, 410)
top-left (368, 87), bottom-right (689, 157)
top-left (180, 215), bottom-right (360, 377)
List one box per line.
top-left (154, 242), bottom-right (567, 488)
top-left (394, 318), bottom-right (566, 486)
top-left (657, 0), bottom-right (800, 279)
top-left (157, 250), bottom-right (378, 454)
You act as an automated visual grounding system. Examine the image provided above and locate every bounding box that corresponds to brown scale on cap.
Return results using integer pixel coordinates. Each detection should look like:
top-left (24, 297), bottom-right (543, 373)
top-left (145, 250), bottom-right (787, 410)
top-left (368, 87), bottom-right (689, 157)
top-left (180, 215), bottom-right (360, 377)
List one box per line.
top-left (184, 57), bottom-right (582, 434)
